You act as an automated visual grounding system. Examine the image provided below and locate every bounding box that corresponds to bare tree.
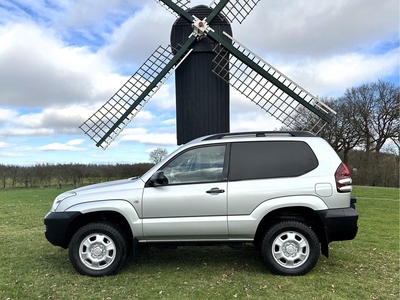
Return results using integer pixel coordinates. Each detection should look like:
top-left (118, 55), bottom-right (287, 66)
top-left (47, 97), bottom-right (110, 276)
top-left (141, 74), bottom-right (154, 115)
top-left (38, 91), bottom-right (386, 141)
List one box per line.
top-left (149, 148), bottom-right (168, 164)
top-left (372, 80), bottom-right (400, 153)
top-left (0, 165), bottom-right (7, 189)
top-left (345, 83), bottom-right (376, 152)
top-left (342, 80), bottom-right (399, 185)
top-left (8, 165), bottom-right (19, 188)
top-left (345, 79), bottom-right (399, 153)
top-left (320, 97), bottom-right (363, 164)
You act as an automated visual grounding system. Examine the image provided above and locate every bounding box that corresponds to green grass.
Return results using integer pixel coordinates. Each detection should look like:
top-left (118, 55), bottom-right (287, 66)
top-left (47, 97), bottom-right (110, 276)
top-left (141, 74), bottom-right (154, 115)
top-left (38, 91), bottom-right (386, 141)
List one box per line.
top-left (352, 185), bottom-right (399, 199)
top-left (0, 186), bottom-right (398, 299)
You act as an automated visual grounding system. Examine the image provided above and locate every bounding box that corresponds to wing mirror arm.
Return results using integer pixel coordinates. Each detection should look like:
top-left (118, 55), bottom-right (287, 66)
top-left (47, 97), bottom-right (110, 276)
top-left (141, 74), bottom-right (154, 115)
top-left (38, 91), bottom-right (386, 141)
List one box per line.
top-left (148, 171), bottom-right (168, 187)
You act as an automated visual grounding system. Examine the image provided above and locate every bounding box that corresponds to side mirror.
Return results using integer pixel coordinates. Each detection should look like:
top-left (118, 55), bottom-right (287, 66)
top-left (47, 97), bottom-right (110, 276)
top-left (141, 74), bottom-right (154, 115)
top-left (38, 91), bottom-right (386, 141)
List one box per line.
top-left (148, 171), bottom-right (168, 186)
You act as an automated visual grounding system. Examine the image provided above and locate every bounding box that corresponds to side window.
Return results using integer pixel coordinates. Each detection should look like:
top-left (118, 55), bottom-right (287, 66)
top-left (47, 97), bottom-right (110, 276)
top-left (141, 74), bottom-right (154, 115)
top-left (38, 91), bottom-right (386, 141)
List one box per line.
top-left (229, 141), bottom-right (318, 181)
top-left (162, 145), bottom-right (226, 185)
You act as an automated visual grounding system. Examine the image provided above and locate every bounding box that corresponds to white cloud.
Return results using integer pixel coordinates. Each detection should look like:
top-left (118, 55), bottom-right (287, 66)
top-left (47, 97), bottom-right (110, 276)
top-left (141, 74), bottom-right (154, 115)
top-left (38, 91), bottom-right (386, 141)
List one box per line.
top-left (0, 22), bottom-right (127, 108)
top-left (38, 139), bottom-right (85, 151)
top-left (0, 103), bottom-right (100, 138)
top-left (0, 142), bottom-right (11, 149)
top-left (61, 0), bottom-right (135, 27)
top-left (65, 139), bottom-right (85, 146)
top-left (12, 105), bottom-right (97, 133)
top-left (230, 112), bottom-right (283, 132)
top-left (0, 128), bottom-right (54, 137)
top-left (161, 118), bottom-right (176, 126)
top-left (100, 3), bottom-right (174, 70)
top-left (234, 0), bottom-right (399, 58)
top-left (117, 128), bottom-right (176, 146)
top-left (0, 108), bottom-right (18, 124)
top-left (15, 146), bottom-right (33, 151)
top-left (275, 47), bottom-right (400, 96)
top-left (145, 147), bottom-right (157, 154)
top-left (229, 0), bottom-right (399, 98)
top-left (147, 82), bottom-right (176, 111)
top-left (0, 152), bottom-right (27, 158)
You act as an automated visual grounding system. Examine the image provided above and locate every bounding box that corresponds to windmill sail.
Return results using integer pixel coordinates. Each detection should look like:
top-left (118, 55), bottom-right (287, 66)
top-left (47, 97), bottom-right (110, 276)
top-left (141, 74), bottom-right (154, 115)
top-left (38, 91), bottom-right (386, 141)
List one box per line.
top-left (81, 0), bottom-right (336, 149)
top-left (211, 32), bottom-right (336, 135)
top-left (209, 0), bottom-right (260, 24)
top-left (80, 43), bottom-right (194, 149)
top-left (155, 0), bottom-right (191, 17)
top-left (80, 0), bottom-right (237, 149)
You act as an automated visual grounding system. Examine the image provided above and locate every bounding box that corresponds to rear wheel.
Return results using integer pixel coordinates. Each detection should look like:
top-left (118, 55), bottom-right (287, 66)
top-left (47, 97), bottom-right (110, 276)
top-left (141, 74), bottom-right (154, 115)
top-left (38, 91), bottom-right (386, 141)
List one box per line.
top-left (69, 222), bottom-right (128, 277)
top-left (261, 221), bottom-right (320, 276)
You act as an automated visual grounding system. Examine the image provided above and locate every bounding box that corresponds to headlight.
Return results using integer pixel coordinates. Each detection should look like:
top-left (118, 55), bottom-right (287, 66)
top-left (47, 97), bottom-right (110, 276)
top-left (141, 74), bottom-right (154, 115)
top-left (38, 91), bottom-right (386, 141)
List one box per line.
top-left (52, 191), bottom-right (77, 211)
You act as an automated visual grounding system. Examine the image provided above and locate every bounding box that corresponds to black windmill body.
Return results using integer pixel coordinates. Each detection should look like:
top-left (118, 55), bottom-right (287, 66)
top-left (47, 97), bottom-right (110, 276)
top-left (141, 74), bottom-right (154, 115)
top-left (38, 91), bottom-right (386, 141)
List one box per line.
top-left (171, 5), bottom-right (232, 144)
top-left (80, 0), bottom-right (336, 150)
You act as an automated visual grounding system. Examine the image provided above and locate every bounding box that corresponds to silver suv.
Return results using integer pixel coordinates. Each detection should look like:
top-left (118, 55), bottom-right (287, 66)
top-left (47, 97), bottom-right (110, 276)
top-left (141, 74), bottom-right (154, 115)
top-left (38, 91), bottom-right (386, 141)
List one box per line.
top-left (44, 131), bottom-right (358, 276)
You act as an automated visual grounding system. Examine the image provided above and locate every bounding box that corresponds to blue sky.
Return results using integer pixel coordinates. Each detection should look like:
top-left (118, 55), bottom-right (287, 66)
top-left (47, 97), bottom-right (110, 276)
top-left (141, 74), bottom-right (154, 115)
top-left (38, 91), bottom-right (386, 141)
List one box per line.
top-left (0, 0), bottom-right (399, 166)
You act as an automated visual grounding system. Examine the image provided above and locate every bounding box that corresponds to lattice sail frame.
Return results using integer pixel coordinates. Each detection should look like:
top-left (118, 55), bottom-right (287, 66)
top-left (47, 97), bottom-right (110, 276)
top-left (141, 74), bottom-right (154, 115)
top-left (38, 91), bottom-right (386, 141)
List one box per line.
top-left (210, 0), bottom-right (260, 24)
top-left (212, 32), bottom-right (336, 135)
top-left (80, 45), bottom-right (191, 149)
top-left (155, 0), bottom-right (191, 17)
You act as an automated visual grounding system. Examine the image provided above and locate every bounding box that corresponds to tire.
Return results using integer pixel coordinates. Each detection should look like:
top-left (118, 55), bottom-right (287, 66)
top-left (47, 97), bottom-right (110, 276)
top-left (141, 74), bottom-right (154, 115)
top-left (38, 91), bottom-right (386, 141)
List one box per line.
top-left (261, 221), bottom-right (320, 276)
top-left (69, 222), bottom-right (128, 277)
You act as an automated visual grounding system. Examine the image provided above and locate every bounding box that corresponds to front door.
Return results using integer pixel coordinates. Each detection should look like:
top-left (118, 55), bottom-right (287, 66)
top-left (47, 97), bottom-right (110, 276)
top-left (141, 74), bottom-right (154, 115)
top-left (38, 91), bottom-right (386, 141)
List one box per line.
top-left (142, 145), bottom-right (228, 241)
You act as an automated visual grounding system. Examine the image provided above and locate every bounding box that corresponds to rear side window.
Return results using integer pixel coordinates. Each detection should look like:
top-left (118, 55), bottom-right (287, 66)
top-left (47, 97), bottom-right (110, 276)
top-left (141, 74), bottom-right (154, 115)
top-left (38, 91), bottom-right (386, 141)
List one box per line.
top-left (228, 141), bottom-right (318, 181)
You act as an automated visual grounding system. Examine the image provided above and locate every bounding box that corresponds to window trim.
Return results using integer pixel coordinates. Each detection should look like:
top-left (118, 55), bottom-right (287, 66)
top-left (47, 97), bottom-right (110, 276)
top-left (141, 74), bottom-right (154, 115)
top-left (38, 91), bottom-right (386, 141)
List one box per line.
top-left (154, 143), bottom-right (229, 186)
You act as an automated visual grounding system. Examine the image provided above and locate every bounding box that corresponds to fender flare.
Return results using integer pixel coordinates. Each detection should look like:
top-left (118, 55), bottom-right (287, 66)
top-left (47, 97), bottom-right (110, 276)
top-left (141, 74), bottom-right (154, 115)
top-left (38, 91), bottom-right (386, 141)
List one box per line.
top-left (251, 195), bottom-right (328, 219)
top-left (66, 200), bottom-right (142, 239)
top-left (253, 195), bottom-right (330, 257)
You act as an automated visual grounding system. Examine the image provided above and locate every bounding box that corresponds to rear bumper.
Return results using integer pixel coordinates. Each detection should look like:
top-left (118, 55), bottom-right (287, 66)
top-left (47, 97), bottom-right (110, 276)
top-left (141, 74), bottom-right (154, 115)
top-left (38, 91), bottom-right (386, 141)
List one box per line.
top-left (44, 211), bottom-right (82, 248)
top-left (317, 207), bottom-right (358, 243)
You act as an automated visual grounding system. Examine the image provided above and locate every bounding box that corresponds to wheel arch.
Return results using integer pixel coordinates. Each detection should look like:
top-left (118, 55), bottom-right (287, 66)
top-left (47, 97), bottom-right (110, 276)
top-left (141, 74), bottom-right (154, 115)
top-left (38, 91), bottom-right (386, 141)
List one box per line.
top-left (254, 206), bottom-right (329, 257)
top-left (62, 200), bottom-right (140, 251)
top-left (63, 210), bottom-right (133, 249)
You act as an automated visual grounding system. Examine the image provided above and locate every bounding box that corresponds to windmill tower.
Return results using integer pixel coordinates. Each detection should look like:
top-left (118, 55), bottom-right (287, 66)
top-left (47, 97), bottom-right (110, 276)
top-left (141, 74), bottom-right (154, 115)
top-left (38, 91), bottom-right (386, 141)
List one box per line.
top-left (80, 0), bottom-right (336, 149)
top-left (171, 5), bottom-right (232, 144)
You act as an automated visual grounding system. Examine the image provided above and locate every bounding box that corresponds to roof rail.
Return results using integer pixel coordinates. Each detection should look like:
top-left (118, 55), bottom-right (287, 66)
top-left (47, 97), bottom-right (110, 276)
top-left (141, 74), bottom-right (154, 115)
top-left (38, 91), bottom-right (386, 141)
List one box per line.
top-left (202, 131), bottom-right (315, 141)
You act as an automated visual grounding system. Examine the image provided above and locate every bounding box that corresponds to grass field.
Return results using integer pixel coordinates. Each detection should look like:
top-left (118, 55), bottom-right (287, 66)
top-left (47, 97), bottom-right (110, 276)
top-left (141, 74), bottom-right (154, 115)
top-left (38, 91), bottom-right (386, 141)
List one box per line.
top-left (0, 185), bottom-right (398, 299)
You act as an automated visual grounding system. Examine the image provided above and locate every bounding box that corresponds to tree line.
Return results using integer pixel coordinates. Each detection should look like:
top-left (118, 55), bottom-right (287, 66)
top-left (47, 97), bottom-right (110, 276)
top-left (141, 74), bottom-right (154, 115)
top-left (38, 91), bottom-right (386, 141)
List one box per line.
top-left (0, 163), bottom-right (153, 189)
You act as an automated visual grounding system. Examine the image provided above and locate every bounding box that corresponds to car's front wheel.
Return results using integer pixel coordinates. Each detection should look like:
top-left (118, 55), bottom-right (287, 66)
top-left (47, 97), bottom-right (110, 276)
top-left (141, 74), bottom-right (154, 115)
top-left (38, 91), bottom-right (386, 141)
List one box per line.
top-left (261, 221), bottom-right (320, 276)
top-left (69, 222), bottom-right (128, 276)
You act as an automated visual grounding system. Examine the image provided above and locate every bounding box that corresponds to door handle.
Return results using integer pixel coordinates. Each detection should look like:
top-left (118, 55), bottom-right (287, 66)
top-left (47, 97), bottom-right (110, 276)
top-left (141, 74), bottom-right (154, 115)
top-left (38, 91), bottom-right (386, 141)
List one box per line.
top-left (206, 188), bottom-right (225, 194)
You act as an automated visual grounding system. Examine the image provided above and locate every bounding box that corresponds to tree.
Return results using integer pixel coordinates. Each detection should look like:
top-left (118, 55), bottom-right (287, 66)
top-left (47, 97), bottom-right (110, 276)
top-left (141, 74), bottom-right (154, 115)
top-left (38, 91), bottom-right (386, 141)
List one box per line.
top-left (0, 165), bottom-right (7, 189)
top-left (320, 97), bottom-right (363, 164)
top-left (341, 80), bottom-right (399, 185)
top-left (372, 80), bottom-right (399, 153)
top-left (149, 148), bottom-right (168, 164)
top-left (345, 79), bottom-right (399, 153)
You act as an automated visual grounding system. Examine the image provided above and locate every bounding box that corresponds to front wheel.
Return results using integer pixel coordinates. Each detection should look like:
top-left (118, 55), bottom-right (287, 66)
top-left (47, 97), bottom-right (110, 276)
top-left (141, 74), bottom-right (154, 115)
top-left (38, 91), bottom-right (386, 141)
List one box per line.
top-left (261, 221), bottom-right (320, 276)
top-left (69, 222), bottom-right (128, 277)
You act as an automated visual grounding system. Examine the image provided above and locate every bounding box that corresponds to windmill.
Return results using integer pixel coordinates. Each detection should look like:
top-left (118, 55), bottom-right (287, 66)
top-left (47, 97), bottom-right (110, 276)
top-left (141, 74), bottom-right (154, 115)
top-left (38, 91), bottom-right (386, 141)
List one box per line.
top-left (80, 0), bottom-right (336, 149)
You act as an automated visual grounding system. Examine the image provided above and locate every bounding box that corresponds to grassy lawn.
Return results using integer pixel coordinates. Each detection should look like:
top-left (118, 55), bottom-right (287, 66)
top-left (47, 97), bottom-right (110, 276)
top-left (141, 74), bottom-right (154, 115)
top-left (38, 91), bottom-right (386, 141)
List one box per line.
top-left (0, 186), bottom-right (398, 299)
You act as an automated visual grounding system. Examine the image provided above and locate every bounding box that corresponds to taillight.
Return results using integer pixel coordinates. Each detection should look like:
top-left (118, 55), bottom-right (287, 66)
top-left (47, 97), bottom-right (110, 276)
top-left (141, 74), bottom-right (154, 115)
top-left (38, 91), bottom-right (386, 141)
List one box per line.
top-left (335, 163), bottom-right (352, 193)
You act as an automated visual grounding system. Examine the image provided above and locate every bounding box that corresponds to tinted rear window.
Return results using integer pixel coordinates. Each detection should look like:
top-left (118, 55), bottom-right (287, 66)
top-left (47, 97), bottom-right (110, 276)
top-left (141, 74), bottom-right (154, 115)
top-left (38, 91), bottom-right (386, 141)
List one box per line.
top-left (229, 141), bottom-right (318, 181)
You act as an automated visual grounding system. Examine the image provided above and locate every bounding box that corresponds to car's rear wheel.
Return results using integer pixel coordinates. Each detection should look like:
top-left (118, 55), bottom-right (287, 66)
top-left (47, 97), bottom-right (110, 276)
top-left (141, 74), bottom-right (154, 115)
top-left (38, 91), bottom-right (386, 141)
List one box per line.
top-left (261, 221), bottom-right (320, 276)
top-left (69, 222), bottom-right (128, 276)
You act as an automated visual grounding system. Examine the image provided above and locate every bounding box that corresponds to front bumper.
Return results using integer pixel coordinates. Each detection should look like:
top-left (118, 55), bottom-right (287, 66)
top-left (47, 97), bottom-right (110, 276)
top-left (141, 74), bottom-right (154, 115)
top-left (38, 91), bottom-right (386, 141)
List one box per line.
top-left (44, 211), bottom-right (82, 248)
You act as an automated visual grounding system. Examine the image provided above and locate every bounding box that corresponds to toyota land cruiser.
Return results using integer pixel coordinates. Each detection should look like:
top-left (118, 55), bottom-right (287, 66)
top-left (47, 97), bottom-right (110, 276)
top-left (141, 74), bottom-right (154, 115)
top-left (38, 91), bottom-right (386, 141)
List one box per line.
top-left (44, 131), bottom-right (358, 276)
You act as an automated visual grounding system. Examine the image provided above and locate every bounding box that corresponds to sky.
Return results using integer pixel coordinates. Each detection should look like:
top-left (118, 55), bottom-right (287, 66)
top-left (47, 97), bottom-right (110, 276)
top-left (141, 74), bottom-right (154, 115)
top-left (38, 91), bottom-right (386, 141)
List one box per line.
top-left (0, 0), bottom-right (398, 166)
